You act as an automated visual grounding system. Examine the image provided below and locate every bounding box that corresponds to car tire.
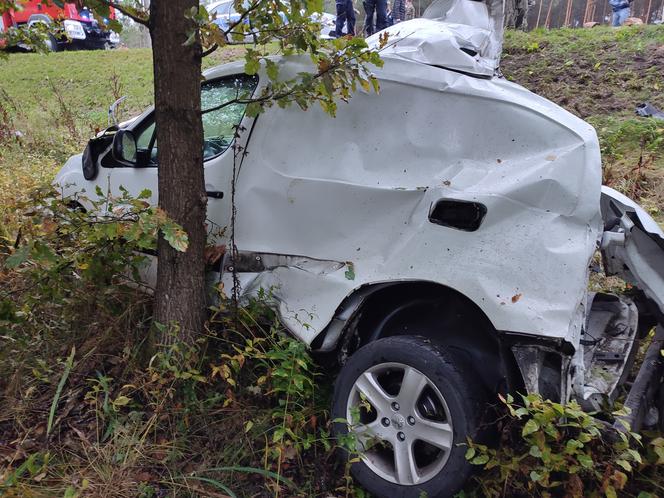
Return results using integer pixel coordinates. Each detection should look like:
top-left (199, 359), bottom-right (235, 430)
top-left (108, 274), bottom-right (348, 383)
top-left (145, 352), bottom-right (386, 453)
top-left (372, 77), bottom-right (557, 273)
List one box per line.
top-left (331, 336), bottom-right (487, 498)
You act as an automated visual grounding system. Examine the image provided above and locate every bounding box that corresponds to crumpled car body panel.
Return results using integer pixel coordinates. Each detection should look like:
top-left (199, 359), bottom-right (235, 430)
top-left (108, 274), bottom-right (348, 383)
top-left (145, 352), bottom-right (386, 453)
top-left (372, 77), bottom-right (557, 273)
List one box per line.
top-left (600, 186), bottom-right (664, 315)
top-left (223, 53), bottom-right (603, 347)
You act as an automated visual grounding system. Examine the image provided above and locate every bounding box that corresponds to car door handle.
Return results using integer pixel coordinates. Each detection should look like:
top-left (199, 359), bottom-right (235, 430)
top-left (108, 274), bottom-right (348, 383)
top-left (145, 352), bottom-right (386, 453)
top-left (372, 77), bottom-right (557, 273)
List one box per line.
top-left (206, 190), bottom-right (224, 199)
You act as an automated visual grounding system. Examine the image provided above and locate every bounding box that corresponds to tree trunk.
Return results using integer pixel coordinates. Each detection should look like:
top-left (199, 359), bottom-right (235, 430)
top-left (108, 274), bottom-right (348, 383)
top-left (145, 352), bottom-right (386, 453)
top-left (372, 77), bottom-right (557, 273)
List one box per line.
top-left (150, 0), bottom-right (207, 344)
top-left (505, 0), bottom-right (530, 28)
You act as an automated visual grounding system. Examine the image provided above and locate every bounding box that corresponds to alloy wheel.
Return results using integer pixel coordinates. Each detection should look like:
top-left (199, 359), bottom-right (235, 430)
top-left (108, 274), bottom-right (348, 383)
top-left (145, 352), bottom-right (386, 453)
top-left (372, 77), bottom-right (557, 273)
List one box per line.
top-left (346, 362), bottom-right (454, 486)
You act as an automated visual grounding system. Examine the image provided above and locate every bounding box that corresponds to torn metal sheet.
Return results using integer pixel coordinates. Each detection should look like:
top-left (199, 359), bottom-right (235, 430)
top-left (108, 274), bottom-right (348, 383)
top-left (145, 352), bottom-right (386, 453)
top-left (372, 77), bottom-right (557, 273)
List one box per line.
top-left (578, 293), bottom-right (639, 410)
top-left (225, 251), bottom-right (345, 275)
top-left (600, 186), bottom-right (664, 316)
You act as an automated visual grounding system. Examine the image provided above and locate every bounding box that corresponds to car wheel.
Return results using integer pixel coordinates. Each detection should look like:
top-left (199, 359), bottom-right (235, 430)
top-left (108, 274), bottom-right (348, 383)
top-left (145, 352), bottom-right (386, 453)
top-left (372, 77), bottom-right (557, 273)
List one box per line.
top-left (331, 336), bottom-right (487, 498)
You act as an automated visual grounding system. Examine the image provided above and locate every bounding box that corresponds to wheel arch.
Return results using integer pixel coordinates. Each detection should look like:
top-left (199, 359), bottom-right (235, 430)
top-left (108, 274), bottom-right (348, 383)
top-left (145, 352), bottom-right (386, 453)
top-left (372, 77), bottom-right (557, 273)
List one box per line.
top-left (311, 280), bottom-right (524, 395)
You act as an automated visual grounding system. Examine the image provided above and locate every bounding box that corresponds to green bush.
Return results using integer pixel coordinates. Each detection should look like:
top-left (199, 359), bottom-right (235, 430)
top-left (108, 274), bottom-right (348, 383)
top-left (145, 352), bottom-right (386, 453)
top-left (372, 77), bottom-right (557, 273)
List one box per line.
top-left (464, 393), bottom-right (663, 498)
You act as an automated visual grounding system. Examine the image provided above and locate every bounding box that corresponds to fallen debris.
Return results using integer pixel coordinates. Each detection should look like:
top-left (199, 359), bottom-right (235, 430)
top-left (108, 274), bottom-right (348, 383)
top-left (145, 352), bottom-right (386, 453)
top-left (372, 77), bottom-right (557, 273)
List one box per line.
top-left (635, 102), bottom-right (664, 120)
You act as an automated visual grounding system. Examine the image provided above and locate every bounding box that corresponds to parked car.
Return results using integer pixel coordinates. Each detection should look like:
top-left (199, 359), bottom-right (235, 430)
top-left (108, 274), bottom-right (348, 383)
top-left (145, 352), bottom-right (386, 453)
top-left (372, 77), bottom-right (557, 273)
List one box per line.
top-left (207, 0), bottom-right (336, 40)
top-left (0, 0), bottom-right (119, 51)
top-left (55, 0), bottom-right (664, 496)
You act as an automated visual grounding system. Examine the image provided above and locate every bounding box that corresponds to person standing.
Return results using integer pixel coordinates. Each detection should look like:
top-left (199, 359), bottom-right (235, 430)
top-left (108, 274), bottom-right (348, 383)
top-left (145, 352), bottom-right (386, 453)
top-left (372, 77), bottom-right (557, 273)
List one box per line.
top-left (335, 0), bottom-right (356, 36)
top-left (392, 0), bottom-right (406, 24)
top-left (609, 0), bottom-right (631, 26)
top-left (363, 0), bottom-right (388, 35)
top-left (405, 0), bottom-right (415, 20)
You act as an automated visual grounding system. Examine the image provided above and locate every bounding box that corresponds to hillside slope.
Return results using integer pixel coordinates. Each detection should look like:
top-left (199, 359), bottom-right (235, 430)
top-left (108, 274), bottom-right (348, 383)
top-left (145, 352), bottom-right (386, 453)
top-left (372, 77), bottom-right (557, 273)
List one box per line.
top-left (503, 25), bottom-right (664, 216)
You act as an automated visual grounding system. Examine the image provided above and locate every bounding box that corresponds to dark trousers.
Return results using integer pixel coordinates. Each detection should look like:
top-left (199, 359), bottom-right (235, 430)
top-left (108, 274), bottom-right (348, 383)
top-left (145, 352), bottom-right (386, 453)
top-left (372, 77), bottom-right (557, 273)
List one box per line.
top-left (362, 0), bottom-right (387, 36)
top-left (335, 0), bottom-right (356, 36)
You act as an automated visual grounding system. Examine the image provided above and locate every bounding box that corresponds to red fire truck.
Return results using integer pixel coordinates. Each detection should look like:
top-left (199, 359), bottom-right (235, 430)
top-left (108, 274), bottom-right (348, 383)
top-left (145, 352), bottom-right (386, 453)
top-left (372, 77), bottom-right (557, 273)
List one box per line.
top-left (0, 1), bottom-right (119, 51)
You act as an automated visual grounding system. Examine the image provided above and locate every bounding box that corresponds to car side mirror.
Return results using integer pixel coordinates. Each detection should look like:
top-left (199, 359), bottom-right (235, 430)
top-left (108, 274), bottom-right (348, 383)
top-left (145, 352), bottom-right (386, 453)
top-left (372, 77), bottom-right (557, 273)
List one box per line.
top-left (112, 129), bottom-right (138, 165)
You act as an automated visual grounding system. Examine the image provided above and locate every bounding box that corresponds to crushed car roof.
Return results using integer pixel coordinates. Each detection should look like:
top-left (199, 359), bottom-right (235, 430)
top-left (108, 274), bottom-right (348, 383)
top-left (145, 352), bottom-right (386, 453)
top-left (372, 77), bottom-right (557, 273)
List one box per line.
top-left (365, 0), bottom-right (504, 77)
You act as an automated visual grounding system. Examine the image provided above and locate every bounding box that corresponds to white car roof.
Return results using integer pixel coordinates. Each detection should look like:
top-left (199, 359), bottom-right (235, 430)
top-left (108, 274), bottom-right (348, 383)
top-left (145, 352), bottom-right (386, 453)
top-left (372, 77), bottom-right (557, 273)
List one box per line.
top-left (207, 0), bottom-right (233, 12)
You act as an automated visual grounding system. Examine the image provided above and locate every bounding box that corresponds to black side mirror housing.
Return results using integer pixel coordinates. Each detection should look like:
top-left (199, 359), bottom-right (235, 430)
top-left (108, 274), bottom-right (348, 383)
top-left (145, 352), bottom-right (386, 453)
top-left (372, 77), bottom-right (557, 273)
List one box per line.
top-left (111, 129), bottom-right (138, 165)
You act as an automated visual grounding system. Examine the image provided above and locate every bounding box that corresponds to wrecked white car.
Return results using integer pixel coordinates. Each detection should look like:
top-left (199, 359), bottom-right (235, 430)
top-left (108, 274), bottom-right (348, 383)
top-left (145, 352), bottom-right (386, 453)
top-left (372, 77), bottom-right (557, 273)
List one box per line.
top-left (55, 0), bottom-right (664, 496)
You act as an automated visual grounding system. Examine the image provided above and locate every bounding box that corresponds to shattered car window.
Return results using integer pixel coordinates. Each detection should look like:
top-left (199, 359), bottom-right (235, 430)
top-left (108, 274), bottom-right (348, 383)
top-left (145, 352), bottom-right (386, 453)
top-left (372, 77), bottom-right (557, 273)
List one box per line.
top-left (132, 74), bottom-right (258, 164)
top-left (201, 74), bottom-right (258, 158)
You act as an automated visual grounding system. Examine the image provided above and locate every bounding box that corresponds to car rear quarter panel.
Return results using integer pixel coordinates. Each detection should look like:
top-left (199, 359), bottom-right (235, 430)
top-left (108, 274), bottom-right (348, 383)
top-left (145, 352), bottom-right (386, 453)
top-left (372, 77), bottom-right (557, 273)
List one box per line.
top-left (223, 58), bottom-right (603, 348)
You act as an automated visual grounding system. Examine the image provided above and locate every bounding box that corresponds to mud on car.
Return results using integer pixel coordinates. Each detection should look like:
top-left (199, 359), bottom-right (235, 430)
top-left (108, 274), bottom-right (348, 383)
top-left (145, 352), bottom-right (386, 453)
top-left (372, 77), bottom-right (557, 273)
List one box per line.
top-left (55, 0), bottom-right (664, 496)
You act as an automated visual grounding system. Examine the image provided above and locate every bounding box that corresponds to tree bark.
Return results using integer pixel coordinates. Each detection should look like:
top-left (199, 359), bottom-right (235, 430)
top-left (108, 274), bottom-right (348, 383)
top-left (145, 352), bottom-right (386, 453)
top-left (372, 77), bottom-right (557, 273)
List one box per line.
top-left (150, 0), bottom-right (207, 344)
top-left (505, 0), bottom-right (530, 28)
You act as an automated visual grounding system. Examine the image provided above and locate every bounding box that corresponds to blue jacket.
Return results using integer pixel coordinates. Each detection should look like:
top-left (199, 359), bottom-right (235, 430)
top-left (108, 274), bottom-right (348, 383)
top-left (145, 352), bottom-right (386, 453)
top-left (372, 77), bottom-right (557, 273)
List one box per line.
top-left (609, 0), bottom-right (630, 11)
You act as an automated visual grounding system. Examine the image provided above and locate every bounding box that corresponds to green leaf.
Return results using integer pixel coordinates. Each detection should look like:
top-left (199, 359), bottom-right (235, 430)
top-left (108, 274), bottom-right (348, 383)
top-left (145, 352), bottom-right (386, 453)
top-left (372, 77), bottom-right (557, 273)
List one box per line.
top-left (5, 244), bottom-right (31, 269)
top-left (471, 454), bottom-right (489, 466)
top-left (565, 439), bottom-right (584, 453)
top-left (63, 486), bottom-right (79, 498)
top-left (514, 407), bottom-right (529, 418)
top-left (522, 419), bottom-right (539, 437)
top-left (578, 432), bottom-right (592, 443)
top-left (653, 445), bottom-right (664, 464)
top-left (0, 300), bottom-right (17, 323)
top-left (577, 453), bottom-right (593, 469)
top-left (627, 448), bottom-right (643, 464)
top-left (195, 466), bottom-right (296, 488)
top-left (245, 102), bottom-right (262, 117)
top-left (107, 19), bottom-right (122, 33)
top-left (244, 58), bottom-right (261, 75)
top-left (113, 395), bottom-right (131, 407)
top-left (162, 224), bottom-right (189, 252)
top-left (273, 427), bottom-right (286, 443)
top-left (184, 30), bottom-right (197, 47)
top-left (31, 241), bottom-right (57, 267)
top-left (344, 262), bottom-right (355, 280)
top-left (615, 459), bottom-right (632, 472)
top-left (265, 59), bottom-right (279, 81)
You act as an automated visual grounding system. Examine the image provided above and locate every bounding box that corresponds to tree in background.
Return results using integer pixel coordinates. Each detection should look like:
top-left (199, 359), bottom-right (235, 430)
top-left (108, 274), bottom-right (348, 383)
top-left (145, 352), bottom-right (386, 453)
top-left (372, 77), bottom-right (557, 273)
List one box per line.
top-left (505, 0), bottom-right (530, 27)
top-left (0, 0), bottom-right (383, 345)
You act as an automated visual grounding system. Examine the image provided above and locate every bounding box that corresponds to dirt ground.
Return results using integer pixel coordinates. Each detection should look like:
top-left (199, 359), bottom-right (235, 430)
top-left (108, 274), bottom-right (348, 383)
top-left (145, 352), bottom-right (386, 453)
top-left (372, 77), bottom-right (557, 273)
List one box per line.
top-left (502, 27), bottom-right (664, 119)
